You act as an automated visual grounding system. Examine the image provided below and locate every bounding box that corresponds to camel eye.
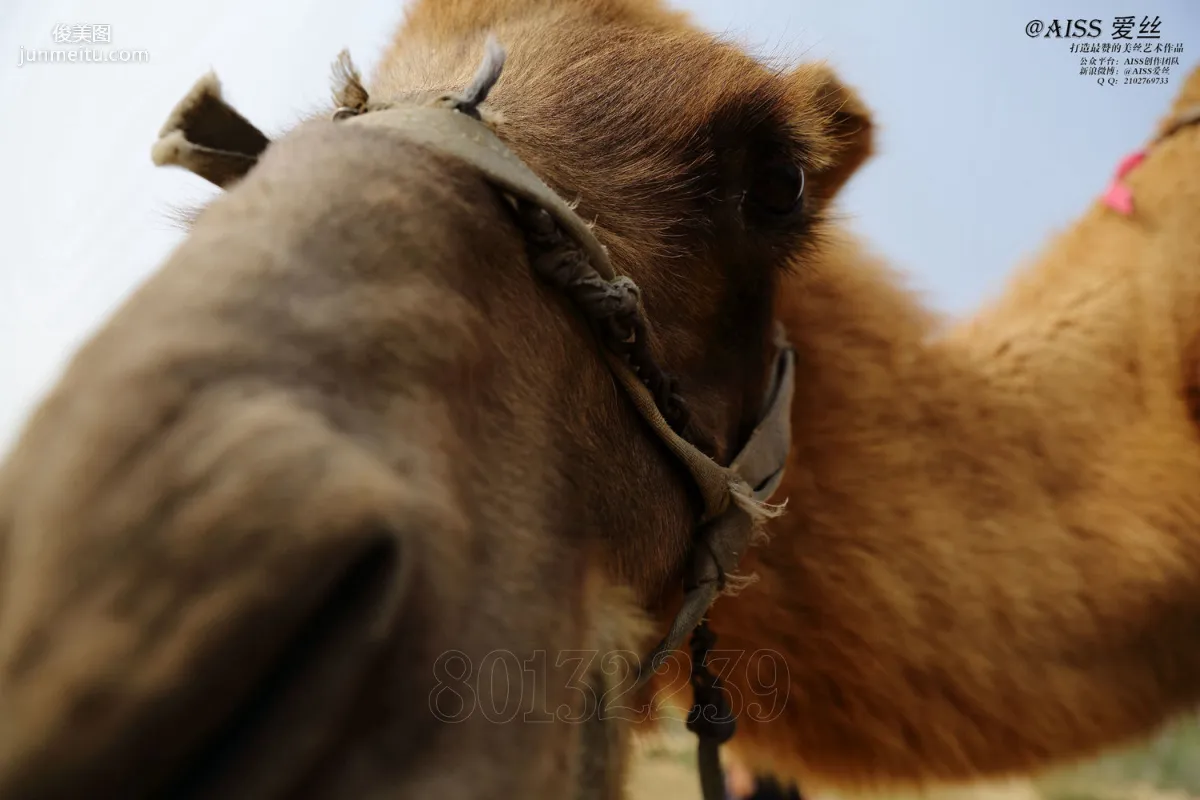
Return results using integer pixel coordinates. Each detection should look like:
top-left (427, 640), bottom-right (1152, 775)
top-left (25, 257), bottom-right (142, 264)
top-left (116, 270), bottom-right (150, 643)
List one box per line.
top-left (745, 155), bottom-right (805, 218)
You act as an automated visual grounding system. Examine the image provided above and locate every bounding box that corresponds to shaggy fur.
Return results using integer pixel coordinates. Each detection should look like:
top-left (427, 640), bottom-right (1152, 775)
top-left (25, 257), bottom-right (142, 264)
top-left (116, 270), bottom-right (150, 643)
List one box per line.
top-left (694, 65), bottom-right (1200, 794)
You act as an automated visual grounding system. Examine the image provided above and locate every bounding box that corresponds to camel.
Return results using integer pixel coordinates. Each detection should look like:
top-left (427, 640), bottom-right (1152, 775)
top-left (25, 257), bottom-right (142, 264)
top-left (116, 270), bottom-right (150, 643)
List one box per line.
top-left (688, 61), bottom-right (1200, 796)
top-left (0, 2), bottom-right (857, 798)
top-left (1, 0), bottom-right (1199, 798)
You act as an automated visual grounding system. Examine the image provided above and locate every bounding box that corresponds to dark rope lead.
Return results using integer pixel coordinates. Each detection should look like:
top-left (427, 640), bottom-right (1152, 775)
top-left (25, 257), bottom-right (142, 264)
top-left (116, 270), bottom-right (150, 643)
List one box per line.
top-left (513, 194), bottom-right (729, 798)
top-left (687, 620), bottom-right (736, 800)
top-left (513, 201), bottom-right (709, 451)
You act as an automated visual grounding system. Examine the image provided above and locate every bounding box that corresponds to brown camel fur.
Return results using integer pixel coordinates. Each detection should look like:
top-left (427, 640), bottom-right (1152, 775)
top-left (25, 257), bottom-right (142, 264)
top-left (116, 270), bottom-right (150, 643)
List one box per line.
top-left (2, 0), bottom-right (1200, 797)
top-left (690, 64), bottom-right (1200, 795)
top-left (0, 1), bottom-right (867, 799)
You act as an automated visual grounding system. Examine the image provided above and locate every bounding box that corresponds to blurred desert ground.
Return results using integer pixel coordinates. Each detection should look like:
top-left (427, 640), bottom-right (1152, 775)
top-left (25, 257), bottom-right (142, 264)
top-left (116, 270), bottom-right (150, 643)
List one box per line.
top-left (627, 716), bottom-right (1200, 800)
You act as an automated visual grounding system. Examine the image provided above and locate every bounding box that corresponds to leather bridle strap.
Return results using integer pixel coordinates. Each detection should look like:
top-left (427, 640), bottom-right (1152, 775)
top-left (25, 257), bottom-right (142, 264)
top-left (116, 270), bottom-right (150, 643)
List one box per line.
top-left (343, 103), bottom-right (763, 515)
top-left (633, 325), bottom-right (794, 677)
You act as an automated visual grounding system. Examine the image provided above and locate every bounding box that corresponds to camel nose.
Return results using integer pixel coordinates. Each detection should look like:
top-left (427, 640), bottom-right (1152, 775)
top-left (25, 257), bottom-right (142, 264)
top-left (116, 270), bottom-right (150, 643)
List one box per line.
top-left (0, 115), bottom-right (504, 800)
top-left (0, 413), bottom-right (415, 800)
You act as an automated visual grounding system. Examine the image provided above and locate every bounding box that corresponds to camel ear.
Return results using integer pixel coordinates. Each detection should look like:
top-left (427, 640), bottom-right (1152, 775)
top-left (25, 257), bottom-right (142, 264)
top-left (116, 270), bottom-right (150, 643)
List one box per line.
top-left (151, 72), bottom-right (271, 188)
top-left (799, 65), bottom-right (875, 205)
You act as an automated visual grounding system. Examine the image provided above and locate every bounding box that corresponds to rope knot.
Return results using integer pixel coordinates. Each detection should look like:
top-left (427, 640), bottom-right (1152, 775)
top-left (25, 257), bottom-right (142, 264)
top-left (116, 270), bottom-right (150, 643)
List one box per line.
top-left (513, 198), bottom-right (705, 446)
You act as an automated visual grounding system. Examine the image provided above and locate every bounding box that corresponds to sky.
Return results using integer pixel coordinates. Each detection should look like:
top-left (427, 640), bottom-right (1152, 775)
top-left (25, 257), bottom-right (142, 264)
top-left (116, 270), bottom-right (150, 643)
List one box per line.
top-left (0, 0), bottom-right (1197, 453)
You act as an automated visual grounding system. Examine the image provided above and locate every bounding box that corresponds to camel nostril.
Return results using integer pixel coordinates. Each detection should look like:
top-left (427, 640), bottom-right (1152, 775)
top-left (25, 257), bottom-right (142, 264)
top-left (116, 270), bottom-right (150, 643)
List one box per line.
top-left (160, 531), bottom-right (407, 800)
top-left (67, 684), bottom-right (119, 728)
top-left (1186, 384), bottom-right (1200, 424)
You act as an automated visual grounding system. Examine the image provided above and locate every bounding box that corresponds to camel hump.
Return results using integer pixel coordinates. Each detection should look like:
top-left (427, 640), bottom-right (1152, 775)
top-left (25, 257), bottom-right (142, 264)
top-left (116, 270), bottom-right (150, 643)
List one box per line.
top-left (1160, 61), bottom-right (1200, 136)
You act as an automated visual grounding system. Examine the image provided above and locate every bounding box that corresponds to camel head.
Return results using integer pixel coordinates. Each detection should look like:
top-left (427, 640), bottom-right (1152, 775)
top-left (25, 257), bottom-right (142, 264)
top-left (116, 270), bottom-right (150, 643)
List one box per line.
top-left (0, 1), bottom-right (874, 798)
